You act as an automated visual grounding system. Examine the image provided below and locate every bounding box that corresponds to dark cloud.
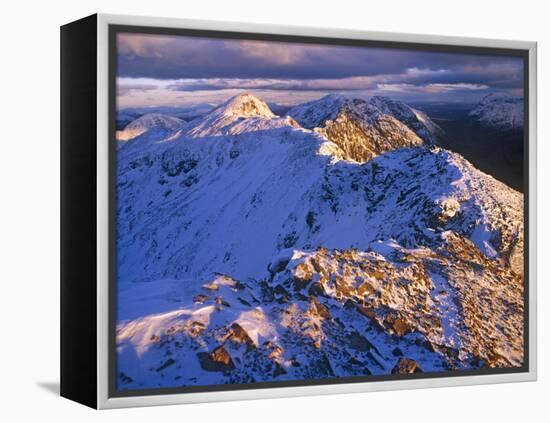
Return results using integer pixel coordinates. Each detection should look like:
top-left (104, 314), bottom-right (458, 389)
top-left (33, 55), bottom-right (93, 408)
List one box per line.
top-left (117, 33), bottom-right (524, 89)
top-left (116, 32), bottom-right (524, 106)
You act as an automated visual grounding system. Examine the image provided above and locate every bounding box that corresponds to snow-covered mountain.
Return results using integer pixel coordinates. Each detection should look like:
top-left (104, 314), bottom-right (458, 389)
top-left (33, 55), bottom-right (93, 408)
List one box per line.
top-left (117, 104), bottom-right (215, 128)
top-left (116, 113), bottom-right (185, 142)
top-left (289, 95), bottom-right (442, 143)
top-left (185, 93), bottom-right (301, 138)
top-left (287, 94), bottom-right (350, 129)
top-left (287, 95), bottom-right (442, 162)
top-left (115, 93), bottom-right (524, 390)
top-left (469, 93), bottom-right (524, 130)
top-left (368, 96), bottom-right (443, 144)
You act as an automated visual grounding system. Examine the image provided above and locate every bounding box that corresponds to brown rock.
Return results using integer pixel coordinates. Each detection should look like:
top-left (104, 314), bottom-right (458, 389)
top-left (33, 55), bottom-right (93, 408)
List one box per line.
top-left (356, 305), bottom-right (377, 319)
top-left (293, 263), bottom-right (313, 290)
top-left (311, 297), bottom-right (331, 319)
top-left (391, 357), bottom-right (422, 374)
top-left (215, 296), bottom-right (231, 307)
top-left (202, 282), bottom-right (218, 291)
top-left (193, 294), bottom-right (209, 304)
top-left (226, 322), bottom-right (256, 349)
top-left (357, 281), bottom-right (375, 297)
top-left (393, 317), bottom-right (412, 337)
top-left (197, 346), bottom-right (235, 372)
top-left (372, 270), bottom-right (385, 280)
top-left (187, 321), bottom-right (206, 337)
top-left (268, 345), bottom-right (284, 360)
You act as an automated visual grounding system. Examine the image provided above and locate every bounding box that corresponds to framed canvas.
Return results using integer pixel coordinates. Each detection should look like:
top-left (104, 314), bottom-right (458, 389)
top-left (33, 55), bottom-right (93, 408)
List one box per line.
top-left (60, 13), bottom-right (537, 409)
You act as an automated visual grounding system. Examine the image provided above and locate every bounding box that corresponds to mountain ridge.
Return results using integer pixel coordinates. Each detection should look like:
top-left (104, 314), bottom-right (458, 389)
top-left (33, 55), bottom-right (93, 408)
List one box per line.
top-left (114, 93), bottom-right (524, 389)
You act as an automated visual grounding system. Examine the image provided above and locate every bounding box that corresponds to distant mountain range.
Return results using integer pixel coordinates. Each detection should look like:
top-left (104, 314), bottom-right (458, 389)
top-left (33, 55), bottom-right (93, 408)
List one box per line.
top-left (468, 93), bottom-right (523, 130)
top-left (116, 103), bottom-right (215, 130)
top-left (114, 93), bottom-right (524, 390)
top-left (417, 94), bottom-right (525, 191)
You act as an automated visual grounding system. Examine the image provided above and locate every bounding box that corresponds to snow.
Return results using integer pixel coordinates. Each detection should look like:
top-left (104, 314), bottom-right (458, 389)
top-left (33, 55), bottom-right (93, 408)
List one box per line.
top-left (185, 93), bottom-right (282, 137)
top-left (287, 94), bottom-right (349, 129)
top-left (368, 96), bottom-right (443, 144)
top-left (116, 113), bottom-right (185, 142)
top-left (288, 94), bottom-right (443, 150)
top-left (469, 93), bottom-right (524, 130)
top-left (114, 93), bottom-right (524, 390)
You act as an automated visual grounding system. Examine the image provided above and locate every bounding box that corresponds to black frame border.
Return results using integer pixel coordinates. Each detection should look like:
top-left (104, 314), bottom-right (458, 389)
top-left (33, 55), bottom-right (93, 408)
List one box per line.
top-left (107, 23), bottom-right (530, 399)
top-left (60, 14), bottom-right (98, 409)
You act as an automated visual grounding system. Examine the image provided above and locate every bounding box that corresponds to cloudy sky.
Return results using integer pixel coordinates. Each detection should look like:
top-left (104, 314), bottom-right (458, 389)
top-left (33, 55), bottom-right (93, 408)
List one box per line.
top-left (116, 32), bottom-right (524, 109)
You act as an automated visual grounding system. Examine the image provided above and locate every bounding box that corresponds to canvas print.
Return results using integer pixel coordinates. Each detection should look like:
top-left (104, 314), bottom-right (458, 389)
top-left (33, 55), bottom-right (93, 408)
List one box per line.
top-left (114, 31), bottom-right (525, 392)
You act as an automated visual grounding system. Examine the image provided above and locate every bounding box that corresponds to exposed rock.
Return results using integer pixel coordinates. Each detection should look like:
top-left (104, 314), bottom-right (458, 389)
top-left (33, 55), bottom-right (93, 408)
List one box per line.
top-left (186, 321), bottom-right (206, 337)
top-left (215, 297), bottom-right (231, 307)
top-left (293, 262), bottom-right (313, 289)
top-left (226, 323), bottom-right (256, 349)
top-left (273, 363), bottom-right (287, 377)
top-left (356, 305), bottom-right (377, 319)
top-left (193, 294), bottom-right (209, 304)
top-left (347, 331), bottom-right (373, 352)
top-left (391, 357), bottom-right (423, 374)
top-left (308, 282), bottom-right (327, 297)
top-left (267, 345), bottom-right (284, 361)
top-left (393, 317), bottom-right (412, 337)
top-left (197, 346), bottom-right (235, 372)
top-left (273, 284), bottom-right (290, 298)
top-left (357, 280), bottom-right (375, 297)
top-left (269, 257), bottom-right (291, 274)
top-left (311, 297), bottom-right (331, 319)
top-left (202, 282), bottom-right (219, 291)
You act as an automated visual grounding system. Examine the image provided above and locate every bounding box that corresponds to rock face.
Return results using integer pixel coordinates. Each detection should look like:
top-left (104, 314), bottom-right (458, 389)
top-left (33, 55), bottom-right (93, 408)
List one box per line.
top-left (226, 323), bottom-right (256, 349)
top-left (288, 94), bottom-right (443, 162)
top-left (314, 106), bottom-right (424, 162)
top-left (197, 346), bottom-right (235, 372)
top-left (391, 358), bottom-right (422, 374)
top-left (114, 93), bottom-right (524, 390)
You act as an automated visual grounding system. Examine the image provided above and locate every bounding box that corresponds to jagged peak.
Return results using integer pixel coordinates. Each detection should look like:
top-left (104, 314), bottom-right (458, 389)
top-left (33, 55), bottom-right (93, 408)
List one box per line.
top-left (288, 94), bottom-right (365, 129)
top-left (214, 93), bottom-right (275, 118)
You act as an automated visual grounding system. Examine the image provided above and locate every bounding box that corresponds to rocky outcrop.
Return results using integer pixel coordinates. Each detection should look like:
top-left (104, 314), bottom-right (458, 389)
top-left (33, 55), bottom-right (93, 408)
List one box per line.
top-left (197, 346), bottom-right (235, 372)
top-left (315, 108), bottom-right (424, 162)
top-left (391, 358), bottom-right (422, 374)
top-left (225, 323), bottom-right (256, 349)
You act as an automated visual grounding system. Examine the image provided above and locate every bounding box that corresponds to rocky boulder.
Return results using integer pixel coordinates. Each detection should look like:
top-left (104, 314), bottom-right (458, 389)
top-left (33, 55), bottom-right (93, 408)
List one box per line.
top-left (197, 346), bottom-right (235, 372)
top-left (391, 357), bottom-right (422, 374)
